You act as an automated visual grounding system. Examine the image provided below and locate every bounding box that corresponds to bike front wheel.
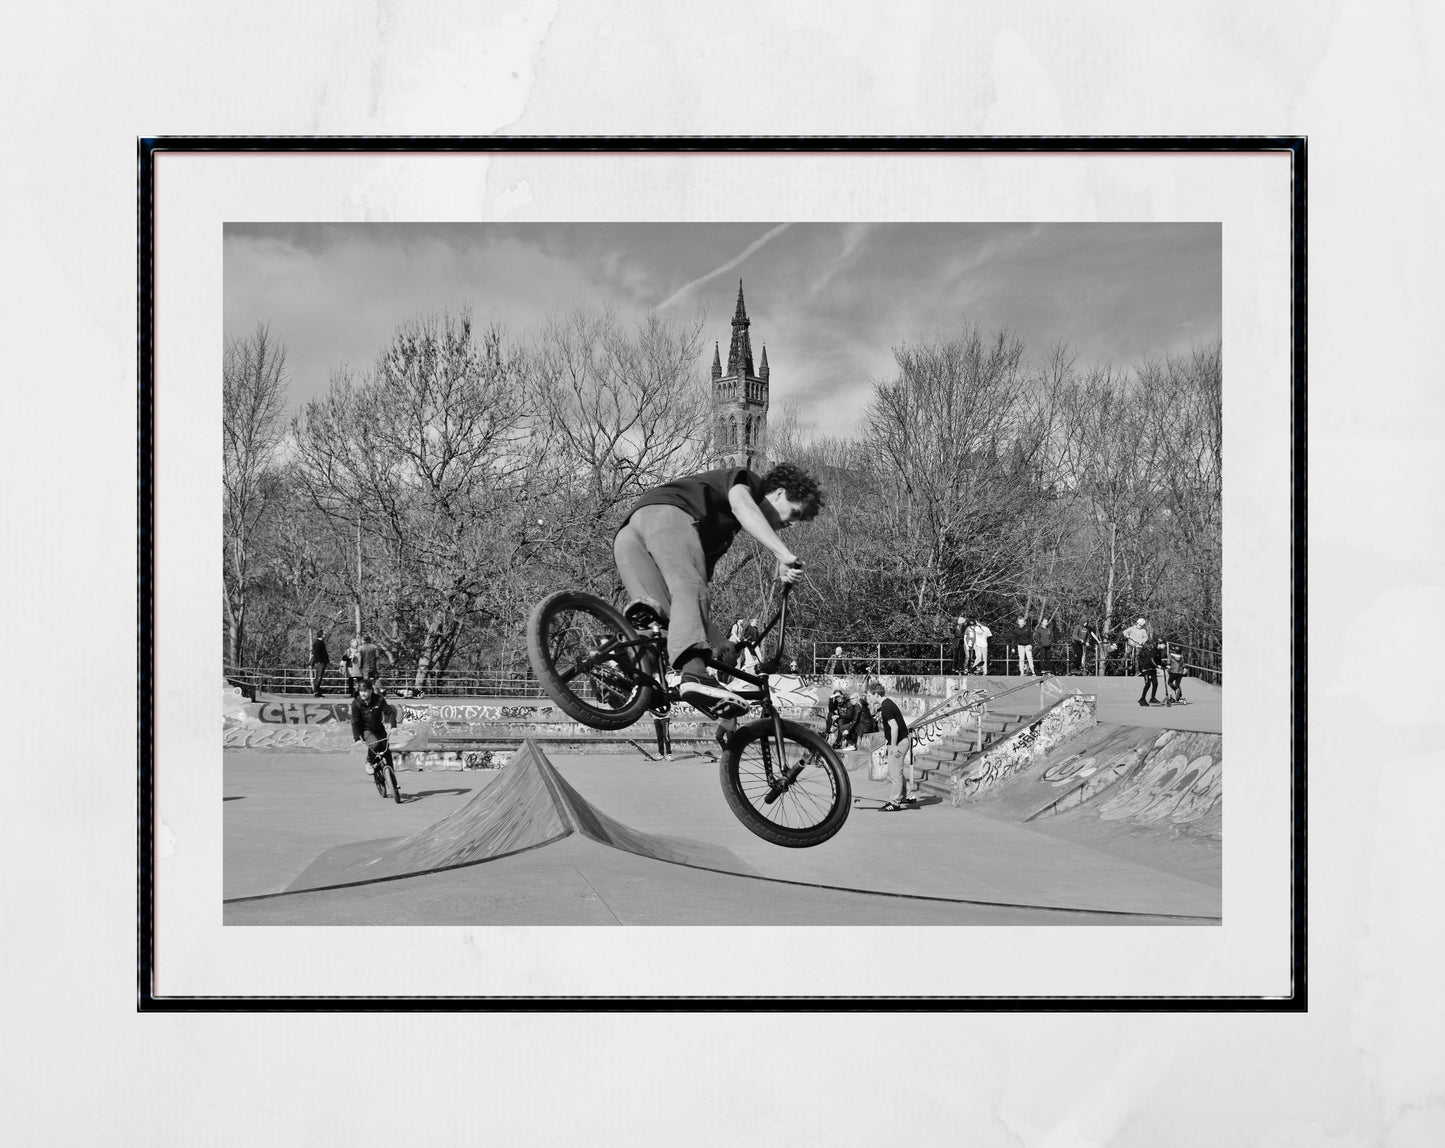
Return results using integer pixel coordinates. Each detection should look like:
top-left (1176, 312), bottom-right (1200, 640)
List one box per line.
top-left (721, 719), bottom-right (851, 847)
top-left (527, 590), bottom-right (655, 730)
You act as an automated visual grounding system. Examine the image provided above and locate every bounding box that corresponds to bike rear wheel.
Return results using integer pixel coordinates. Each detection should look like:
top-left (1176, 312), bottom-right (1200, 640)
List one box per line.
top-left (527, 590), bottom-right (655, 730)
top-left (721, 719), bottom-right (851, 847)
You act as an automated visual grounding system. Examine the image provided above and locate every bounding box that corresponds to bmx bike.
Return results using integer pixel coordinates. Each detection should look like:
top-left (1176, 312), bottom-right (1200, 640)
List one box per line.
top-left (362, 734), bottom-right (402, 804)
top-left (525, 582), bottom-right (851, 847)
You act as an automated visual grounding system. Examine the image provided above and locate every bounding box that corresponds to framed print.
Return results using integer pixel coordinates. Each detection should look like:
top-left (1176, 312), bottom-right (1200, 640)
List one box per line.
top-left (140, 137), bottom-right (1303, 1007)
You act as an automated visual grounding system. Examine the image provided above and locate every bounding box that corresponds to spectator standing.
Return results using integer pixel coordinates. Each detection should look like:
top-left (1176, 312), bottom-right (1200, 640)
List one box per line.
top-left (1137, 636), bottom-right (1162, 706)
top-left (1164, 641), bottom-right (1188, 705)
top-left (1122, 618), bottom-right (1151, 676)
top-left (357, 633), bottom-right (391, 686)
top-left (1032, 617), bottom-right (1055, 675)
top-left (308, 628), bottom-right (330, 697)
top-left (343, 637), bottom-right (362, 697)
top-left (950, 616), bottom-right (969, 673)
top-left (1072, 623), bottom-right (1100, 674)
top-left (824, 646), bottom-right (845, 675)
top-left (650, 702), bottom-right (674, 760)
top-left (1014, 616), bottom-right (1035, 676)
top-left (1069, 622), bottom-right (1088, 673)
top-left (867, 682), bottom-right (915, 811)
top-left (966, 618), bottom-right (991, 674)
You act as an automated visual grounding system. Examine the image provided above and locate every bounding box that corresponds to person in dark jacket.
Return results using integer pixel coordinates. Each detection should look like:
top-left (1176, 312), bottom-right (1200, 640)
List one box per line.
top-left (832, 692), bottom-right (861, 749)
top-left (950, 616), bottom-right (970, 673)
top-left (650, 702), bottom-right (674, 760)
top-left (1137, 638), bottom-right (1164, 706)
top-left (823, 687), bottom-right (847, 742)
top-left (309, 629), bottom-right (330, 697)
top-left (848, 690), bottom-right (876, 746)
top-left (1014, 616), bottom-right (1035, 675)
top-left (1032, 617), bottom-right (1054, 675)
top-left (350, 678), bottom-right (398, 785)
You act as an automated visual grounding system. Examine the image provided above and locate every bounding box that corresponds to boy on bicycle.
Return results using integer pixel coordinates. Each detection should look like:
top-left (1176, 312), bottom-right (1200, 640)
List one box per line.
top-left (614, 462), bottom-right (824, 716)
top-left (350, 677), bottom-right (398, 783)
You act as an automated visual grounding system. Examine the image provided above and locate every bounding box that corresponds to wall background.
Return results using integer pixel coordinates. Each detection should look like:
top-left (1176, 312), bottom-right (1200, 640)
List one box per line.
top-left (2, 2), bottom-right (1437, 1144)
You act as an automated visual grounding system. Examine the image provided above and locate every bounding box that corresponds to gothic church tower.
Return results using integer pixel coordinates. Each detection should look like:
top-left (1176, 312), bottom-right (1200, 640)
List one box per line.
top-left (710, 280), bottom-right (770, 470)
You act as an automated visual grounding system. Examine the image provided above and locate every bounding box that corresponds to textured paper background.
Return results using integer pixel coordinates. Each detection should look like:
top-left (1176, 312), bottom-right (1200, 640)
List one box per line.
top-left (5, 1), bottom-right (1442, 1144)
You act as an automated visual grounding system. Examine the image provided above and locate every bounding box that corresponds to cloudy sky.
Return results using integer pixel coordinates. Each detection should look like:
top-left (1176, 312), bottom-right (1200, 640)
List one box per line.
top-left (224, 222), bottom-right (1219, 440)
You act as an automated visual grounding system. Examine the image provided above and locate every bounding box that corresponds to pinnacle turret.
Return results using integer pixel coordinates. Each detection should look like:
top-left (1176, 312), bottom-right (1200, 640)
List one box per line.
top-left (725, 280), bottom-right (755, 378)
top-left (711, 342), bottom-right (722, 380)
top-left (758, 345), bottom-right (769, 380)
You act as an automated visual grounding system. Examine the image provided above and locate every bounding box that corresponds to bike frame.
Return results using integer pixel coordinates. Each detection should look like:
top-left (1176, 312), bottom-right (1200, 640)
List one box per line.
top-left (592, 585), bottom-right (798, 773)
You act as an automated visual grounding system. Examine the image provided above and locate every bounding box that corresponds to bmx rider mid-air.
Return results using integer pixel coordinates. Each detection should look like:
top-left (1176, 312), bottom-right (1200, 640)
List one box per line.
top-left (613, 463), bottom-right (824, 717)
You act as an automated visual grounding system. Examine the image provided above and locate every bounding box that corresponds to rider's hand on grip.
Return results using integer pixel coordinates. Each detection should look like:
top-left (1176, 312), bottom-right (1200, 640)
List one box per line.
top-left (778, 555), bottom-right (803, 584)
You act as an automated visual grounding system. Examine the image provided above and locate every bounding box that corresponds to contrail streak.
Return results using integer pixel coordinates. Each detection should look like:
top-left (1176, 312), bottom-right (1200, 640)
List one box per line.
top-left (654, 223), bottom-right (792, 311)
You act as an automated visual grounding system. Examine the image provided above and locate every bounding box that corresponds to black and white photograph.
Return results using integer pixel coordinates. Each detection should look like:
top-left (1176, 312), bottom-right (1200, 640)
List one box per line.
top-left (217, 220), bottom-right (1228, 930)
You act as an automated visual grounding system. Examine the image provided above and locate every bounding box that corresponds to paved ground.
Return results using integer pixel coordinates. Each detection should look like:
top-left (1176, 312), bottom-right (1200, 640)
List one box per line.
top-left (224, 697), bottom-right (1222, 926)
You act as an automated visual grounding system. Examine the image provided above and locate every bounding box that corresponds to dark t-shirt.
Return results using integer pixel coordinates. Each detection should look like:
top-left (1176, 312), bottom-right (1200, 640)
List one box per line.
top-left (876, 697), bottom-right (909, 745)
top-left (310, 638), bottom-right (329, 664)
top-left (621, 467), bottom-right (767, 577)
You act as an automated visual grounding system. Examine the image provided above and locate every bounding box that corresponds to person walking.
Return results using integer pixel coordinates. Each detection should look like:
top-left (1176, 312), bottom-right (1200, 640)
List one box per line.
top-left (308, 628), bottom-right (330, 697)
top-left (1014, 615), bottom-right (1035, 676)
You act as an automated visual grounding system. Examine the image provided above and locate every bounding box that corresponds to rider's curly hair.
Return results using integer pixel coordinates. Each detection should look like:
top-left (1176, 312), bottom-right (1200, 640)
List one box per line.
top-left (761, 462), bottom-right (825, 521)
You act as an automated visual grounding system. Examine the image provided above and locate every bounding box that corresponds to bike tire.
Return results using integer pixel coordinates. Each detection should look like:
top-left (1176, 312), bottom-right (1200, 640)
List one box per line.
top-left (527, 590), bottom-right (655, 730)
top-left (720, 719), bottom-right (851, 848)
top-left (383, 762), bottom-right (401, 803)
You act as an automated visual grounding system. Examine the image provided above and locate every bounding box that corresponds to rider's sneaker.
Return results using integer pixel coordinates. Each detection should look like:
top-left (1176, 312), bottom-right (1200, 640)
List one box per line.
top-left (677, 671), bottom-right (748, 717)
top-left (623, 598), bottom-right (668, 631)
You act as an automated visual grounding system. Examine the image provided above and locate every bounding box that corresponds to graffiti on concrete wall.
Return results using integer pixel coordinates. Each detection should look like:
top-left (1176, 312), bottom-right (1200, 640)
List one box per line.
top-left (252, 700), bottom-right (353, 725)
top-left (400, 703), bottom-right (561, 724)
top-left (395, 749), bottom-right (512, 771)
top-left (223, 724), bottom-right (421, 751)
top-left (952, 694), bottom-right (1096, 805)
top-left (1095, 734), bottom-right (1222, 825)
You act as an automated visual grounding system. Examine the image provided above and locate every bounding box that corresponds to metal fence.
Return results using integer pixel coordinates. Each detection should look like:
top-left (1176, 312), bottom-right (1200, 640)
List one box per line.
top-left (805, 636), bottom-right (1222, 684)
top-left (226, 631), bottom-right (1221, 699)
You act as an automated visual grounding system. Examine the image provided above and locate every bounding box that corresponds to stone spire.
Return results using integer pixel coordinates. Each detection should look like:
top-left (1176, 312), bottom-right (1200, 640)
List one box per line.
top-left (725, 279), bottom-right (755, 378)
top-left (711, 341), bottom-right (722, 380)
top-left (758, 345), bottom-right (769, 381)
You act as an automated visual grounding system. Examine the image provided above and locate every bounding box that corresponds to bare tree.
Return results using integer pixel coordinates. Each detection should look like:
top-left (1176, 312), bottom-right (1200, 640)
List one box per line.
top-left (856, 323), bottom-right (1055, 623)
top-left (222, 322), bottom-right (289, 666)
top-left (518, 307), bottom-right (713, 595)
top-left (291, 308), bottom-right (533, 688)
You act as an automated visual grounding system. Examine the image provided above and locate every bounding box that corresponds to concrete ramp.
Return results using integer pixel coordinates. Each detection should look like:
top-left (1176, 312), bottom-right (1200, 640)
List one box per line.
top-left (956, 723), bottom-right (1222, 886)
top-left (283, 739), bottom-right (754, 893)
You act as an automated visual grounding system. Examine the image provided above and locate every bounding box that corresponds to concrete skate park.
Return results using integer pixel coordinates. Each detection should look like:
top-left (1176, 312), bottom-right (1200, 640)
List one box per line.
top-left (223, 673), bottom-right (1223, 926)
